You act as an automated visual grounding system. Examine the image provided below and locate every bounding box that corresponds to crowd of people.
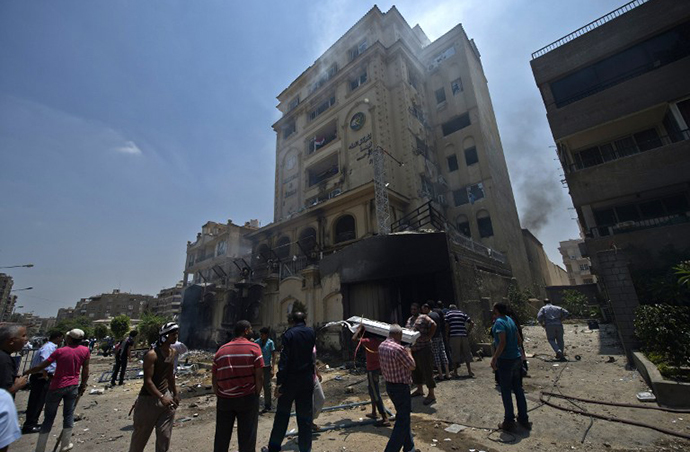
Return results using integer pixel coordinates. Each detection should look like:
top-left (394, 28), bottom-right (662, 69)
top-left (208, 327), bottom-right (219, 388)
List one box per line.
top-left (0, 297), bottom-right (571, 452)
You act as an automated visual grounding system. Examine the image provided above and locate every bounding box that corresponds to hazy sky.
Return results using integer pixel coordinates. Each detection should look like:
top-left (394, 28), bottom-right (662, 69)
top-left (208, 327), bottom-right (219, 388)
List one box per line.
top-left (1, 0), bottom-right (625, 317)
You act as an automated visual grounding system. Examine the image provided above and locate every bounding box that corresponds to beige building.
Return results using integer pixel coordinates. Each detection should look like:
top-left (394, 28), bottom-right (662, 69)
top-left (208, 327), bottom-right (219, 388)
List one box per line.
top-left (531, 0), bottom-right (690, 355)
top-left (0, 273), bottom-right (15, 322)
top-left (270, 5), bottom-right (531, 288)
top-left (151, 283), bottom-right (184, 319)
top-left (559, 238), bottom-right (596, 285)
top-left (522, 229), bottom-right (570, 298)
top-left (58, 289), bottom-right (155, 321)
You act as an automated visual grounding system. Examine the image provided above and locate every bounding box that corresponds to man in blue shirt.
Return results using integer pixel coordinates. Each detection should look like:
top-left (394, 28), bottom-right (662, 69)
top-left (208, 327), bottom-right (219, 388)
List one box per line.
top-left (490, 303), bottom-right (530, 432)
top-left (22, 331), bottom-right (63, 434)
top-left (255, 327), bottom-right (276, 413)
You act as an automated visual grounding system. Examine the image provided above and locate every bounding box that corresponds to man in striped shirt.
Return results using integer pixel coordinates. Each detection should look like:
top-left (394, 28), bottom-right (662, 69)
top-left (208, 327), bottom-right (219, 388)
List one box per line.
top-left (445, 304), bottom-right (475, 378)
top-left (378, 324), bottom-right (416, 452)
top-left (212, 320), bottom-right (264, 452)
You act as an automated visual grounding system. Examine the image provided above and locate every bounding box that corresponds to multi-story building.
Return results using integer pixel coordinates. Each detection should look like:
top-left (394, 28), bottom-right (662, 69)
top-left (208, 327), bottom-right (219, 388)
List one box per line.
top-left (531, 0), bottom-right (690, 355)
top-left (0, 273), bottom-right (14, 322)
top-left (522, 229), bottom-right (570, 298)
top-left (152, 283), bottom-right (184, 319)
top-left (267, 5), bottom-right (531, 288)
top-left (59, 290), bottom-right (155, 321)
top-left (559, 238), bottom-right (596, 285)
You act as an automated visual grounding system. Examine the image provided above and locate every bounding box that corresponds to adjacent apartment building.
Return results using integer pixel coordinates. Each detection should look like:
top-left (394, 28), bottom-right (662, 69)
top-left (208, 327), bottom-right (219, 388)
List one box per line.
top-left (57, 289), bottom-right (155, 321)
top-left (531, 0), bottom-right (690, 354)
top-left (559, 238), bottom-right (596, 285)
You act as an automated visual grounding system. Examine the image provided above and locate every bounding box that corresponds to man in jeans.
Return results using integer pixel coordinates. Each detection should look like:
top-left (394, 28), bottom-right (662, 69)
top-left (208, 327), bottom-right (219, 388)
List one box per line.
top-left (262, 311), bottom-right (316, 452)
top-left (254, 327), bottom-right (276, 413)
top-left (22, 331), bottom-right (63, 434)
top-left (378, 324), bottom-right (416, 452)
top-left (213, 320), bottom-right (264, 452)
top-left (537, 299), bottom-right (570, 361)
top-left (111, 330), bottom-right (138, 386)
top-left (490, 303), bottom-right (531, 432)
top-left (24, 329), bottom-right (90, 452)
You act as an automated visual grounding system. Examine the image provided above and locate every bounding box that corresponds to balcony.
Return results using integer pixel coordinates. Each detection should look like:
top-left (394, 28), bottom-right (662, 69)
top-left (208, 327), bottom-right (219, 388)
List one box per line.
top-left (569, 129), bottom-right (689, 172)
top-left (589, 211), bottom-right (690, 238)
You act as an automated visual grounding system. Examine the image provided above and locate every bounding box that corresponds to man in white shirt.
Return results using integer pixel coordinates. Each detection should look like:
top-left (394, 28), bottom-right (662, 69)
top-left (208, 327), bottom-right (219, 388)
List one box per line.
top-left (537, 299), bottom-right (570, 361)
top-left (0, 388), bottom-right (21, 452)
top-left (22, 332), bottom-right (64, 434)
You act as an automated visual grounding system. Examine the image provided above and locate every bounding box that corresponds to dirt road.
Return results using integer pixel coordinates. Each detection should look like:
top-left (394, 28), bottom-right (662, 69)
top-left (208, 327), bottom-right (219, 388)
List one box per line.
top-left (10, 323), bottom-right (690, 451)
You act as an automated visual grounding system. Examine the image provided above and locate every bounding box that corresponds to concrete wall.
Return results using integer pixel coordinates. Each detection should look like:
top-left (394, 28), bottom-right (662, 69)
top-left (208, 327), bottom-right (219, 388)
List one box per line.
top-left (594, 249), bottom-right (640, 361)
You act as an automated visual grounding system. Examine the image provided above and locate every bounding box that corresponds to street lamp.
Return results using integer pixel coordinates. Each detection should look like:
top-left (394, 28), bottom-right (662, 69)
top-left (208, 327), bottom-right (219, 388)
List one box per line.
top-left (0, 264), bottom-right (34, 269)
top-left (11, 287), bottom-right (33, 292)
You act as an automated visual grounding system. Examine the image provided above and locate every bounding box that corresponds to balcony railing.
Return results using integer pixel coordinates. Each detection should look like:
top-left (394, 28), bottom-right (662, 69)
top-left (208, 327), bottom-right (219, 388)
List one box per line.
top-left (569, 129), bottom-right (689, 172)
top-left (589, 212), bottom-right (690, 238)
top-left (531, 0), bottom-right (650, 59)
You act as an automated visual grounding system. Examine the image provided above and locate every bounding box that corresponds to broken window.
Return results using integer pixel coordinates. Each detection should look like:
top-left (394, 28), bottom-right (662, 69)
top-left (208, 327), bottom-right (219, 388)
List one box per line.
top-left (350, 39), bottom-right (368, 61)
top-left (477, 211), bottom-right (494, 238)
top-left (308, 96), bottom-right (336, 121)
top-left (283, 121), bottom-right (296, 139)
top-left (442, 113), bottom-right (471, 136)
top-left (464, 147), bottom-right (478, 166)
top-left (288, 96), bottom-right (300, 111)
top-left (447, 155), bottom-right (458, 172)
top-left (307, 154), bottom-right (339, 186)
top-left (335, 215), bottom-right (356, 243)
top-left (451, 78), bottom-right (463, 95)
top-left (350, 70), bottom-right (368, 91)
top-left (435, 87), bottom-right (446, 104)
top-left (310, 64), bottom-right (338, 93)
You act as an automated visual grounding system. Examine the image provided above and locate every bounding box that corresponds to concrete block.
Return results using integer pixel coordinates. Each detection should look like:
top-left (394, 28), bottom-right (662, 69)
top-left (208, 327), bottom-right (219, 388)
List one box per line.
top-left (632, 352), bottom-right (690, 408)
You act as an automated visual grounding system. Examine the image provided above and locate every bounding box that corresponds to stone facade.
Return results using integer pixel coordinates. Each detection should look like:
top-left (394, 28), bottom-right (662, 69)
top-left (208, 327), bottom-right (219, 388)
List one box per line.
top-left (58, 290), bottom-right (155, 321)
top-left (521, 229), bottom-right (570, 298)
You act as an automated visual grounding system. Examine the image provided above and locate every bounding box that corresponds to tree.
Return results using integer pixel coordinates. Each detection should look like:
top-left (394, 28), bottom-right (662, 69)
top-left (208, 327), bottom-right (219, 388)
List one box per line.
top-left (137, 311), bottom-right (167, 346)
top-left (110, 315), bottom-right (131, 339)
top-left (54, 316), bottom-right (94, 338)
top-left (561, 290), bottom-right (591, 318)
top-left (94, 324), bottom-right (108, 340)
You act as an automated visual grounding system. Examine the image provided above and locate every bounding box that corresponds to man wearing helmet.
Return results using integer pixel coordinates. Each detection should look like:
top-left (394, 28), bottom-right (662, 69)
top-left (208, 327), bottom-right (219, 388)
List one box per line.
top-left (128, 322), bottom-right (180, 452)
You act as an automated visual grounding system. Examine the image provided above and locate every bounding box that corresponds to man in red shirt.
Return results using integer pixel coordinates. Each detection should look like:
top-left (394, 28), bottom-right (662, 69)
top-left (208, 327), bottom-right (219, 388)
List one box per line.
top-left (378, 324), bottom-right (416, 452)
top-left (24, 328), bottom-right (90, 452)
top-left (352, 325), bottom-right (388, 426)
top-left (212, 320), bottom-right (264, 452)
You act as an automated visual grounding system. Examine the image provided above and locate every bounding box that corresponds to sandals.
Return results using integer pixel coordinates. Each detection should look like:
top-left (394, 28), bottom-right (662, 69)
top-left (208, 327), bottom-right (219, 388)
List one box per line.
top-left (376, 419), bottom-right (391, 427)
top-left (422, 397), bottom-right (436, 406)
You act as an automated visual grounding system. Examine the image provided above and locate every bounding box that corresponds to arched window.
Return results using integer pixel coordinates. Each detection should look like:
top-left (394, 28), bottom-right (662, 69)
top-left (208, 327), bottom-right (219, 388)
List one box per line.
top-left (275, 236), bottom-right (291, 259)
top-left (334, 215), bottom-right (356, 243)
top-left (477, 210), bottom-right (494, 238)
top-left (456, 214), bottom-right (471, 238)
top-left (298, 227), bottom-right (318, 255)
top-left (463, 136), bottom-right (478, 166)
top-left (256, 244), bottom-right (270, 260)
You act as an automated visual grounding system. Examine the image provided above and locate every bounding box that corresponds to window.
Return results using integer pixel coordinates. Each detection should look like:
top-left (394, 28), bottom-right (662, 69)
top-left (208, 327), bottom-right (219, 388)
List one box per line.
top-left (453, 189), bottom-right (468, 206)
top-left (335, 215), bottom-right (356, 243)
top-left (442, 113), bottom-right (471, 136)
top-left (435, 87), bottom-right (446, 104)
top-left (288, 97), bottom-right (300, 111)
top-left (464, 147), bottom-right (478, 165)
top-left (298, 228), bottom-right (317, 255)
top-left (451, 78), bottom-right (463, 95)
top-left (550, 21), bottom-right (690, 107)
top-left (310, 64), bottom-right (338, 93)
top-left (456, 215), bottom-right (470, 238)
top-left (572, 128), bottom-right (665, 169)
top-left (283, 121), bottom-right (296, 139)
top-left (350, 70), bottom-right (368, 91)
top-left (350, 40), bottom-right (368, 61)
top-left (447, 155), bottom-right (458, 172)
top-left (216, 241), bottom-right (227, 256)
top-left (420, 176), bottom-right (434, 197)
top-left (308, 96), bottom-right (336, 121)
top-left (275, 236), bottom-right (291, 259)
top-left (307, 121), bottom-right (337, 154)
top-left (468, 183), bottom-right (485, 203)
top-left (477, 211), bottom-right (494, 238)
top-left (408, 71), bottom-right (419, 90)
top-left (579, 264), bottom-right (590, 271)
top-left (593, 193), bottom-right (689, 228)
top-left (583, 278), bottom-right (594, 284)
top-left (428, 45), bottom-right (456, 71)
top-left (415, 136), bottom-right (428, 157)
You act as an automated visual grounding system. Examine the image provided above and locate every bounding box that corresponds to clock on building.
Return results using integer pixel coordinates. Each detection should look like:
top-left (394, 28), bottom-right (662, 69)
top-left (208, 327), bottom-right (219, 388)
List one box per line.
top-left (350, 112), bottom-right (366, 131)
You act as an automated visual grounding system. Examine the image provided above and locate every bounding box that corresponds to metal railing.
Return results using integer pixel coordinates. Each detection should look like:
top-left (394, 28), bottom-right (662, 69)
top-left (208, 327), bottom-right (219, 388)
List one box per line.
top-left (569, 129), bottom-right (689, 172)
top-left (590, 212), bottom-right (690, 238)
top-left (390, 201), bottom-right (507, 264)
top-left (531, 0), bottom-right (650, 60)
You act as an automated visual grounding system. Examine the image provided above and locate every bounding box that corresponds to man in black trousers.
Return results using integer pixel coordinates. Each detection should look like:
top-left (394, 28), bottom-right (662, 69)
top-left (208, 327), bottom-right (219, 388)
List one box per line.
top-left (262, 311), bottom-right (316, 452)
top-left (110, 330), bottom-right (138, 386)
top-left (22, 331), bottom-right (63, 434)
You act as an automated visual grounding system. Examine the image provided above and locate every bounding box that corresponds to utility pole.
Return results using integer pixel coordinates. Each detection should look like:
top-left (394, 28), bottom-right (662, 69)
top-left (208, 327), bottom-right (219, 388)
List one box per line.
top-left (371, 146), bottom-right (404, 235)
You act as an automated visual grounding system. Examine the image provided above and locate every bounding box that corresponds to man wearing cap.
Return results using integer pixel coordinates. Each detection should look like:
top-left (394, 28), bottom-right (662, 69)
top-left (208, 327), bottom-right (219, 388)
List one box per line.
top-left (128, 322), bottom-right (180, 452)
top-left (24, 329), bottom-right (90, 452)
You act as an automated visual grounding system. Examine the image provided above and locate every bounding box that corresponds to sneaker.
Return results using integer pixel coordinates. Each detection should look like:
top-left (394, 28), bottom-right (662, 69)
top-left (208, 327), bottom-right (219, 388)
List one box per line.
top-left (517, 419), bottom-right (532, 431)
top-left (498, 421), bottom-right (516, 432)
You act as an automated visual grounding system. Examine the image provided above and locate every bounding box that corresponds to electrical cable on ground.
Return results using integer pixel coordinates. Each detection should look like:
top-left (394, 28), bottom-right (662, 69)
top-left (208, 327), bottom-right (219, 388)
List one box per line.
top-left (541, 392), bottom-right (690, 413)
top-left (538, 392), bottom-right (690, 441)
